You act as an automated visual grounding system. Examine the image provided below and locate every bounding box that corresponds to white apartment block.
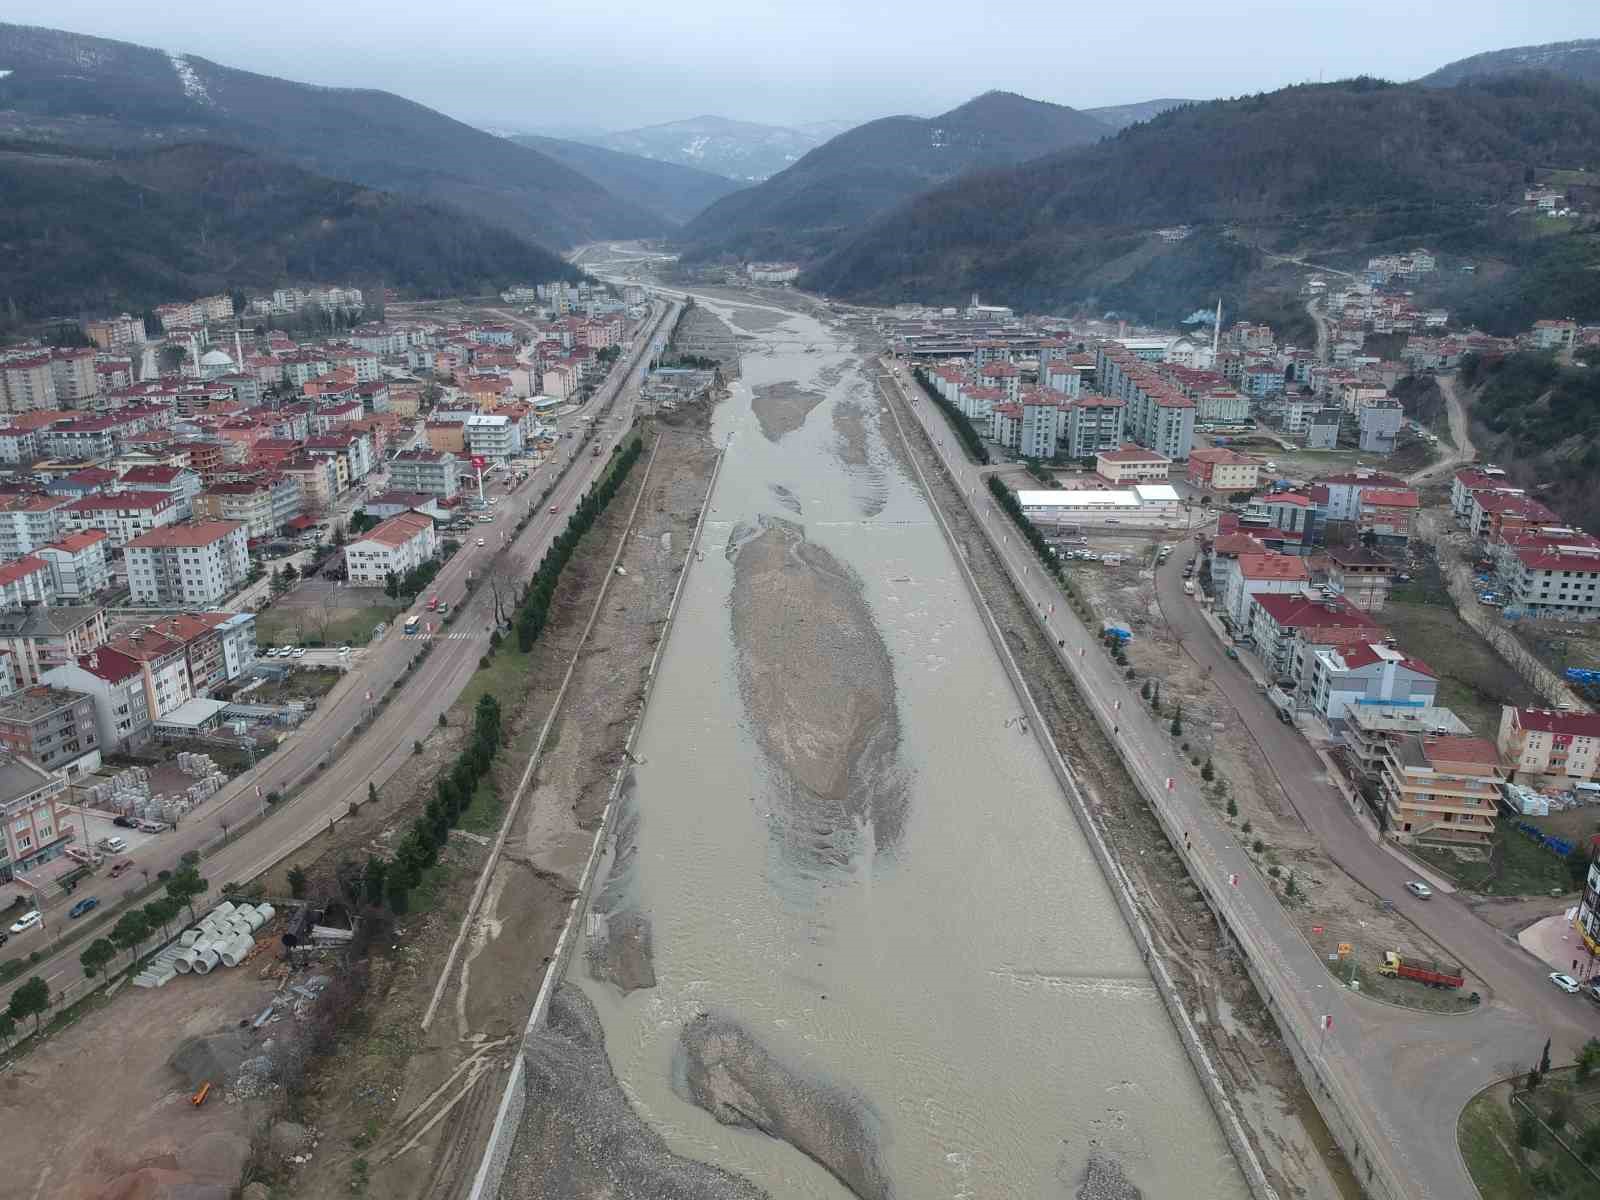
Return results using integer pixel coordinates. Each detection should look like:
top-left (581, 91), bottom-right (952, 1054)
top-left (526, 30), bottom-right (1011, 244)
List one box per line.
top-left (124, 521), bottom-right (250, 606)
top-left (36, 532), bottom-right (112, 600)
top-left (0, 495), bottom-right (71, 558)
top-left (344, 512), bottom-right (438, 586)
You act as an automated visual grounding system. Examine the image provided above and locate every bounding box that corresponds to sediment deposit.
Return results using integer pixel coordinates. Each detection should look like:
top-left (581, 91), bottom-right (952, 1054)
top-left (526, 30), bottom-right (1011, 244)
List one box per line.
top-left (751, 382), bottom-right (824, 442)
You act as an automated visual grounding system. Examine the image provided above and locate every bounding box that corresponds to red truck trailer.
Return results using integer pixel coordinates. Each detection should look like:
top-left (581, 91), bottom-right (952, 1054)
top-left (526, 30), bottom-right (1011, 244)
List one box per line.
top-left (1379, 951), bottom-right (1463, 989)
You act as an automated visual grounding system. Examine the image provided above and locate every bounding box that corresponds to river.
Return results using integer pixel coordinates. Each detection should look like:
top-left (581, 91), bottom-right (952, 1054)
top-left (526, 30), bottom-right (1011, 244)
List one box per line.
top-left (575, 290), bottom-right (1247, 1199)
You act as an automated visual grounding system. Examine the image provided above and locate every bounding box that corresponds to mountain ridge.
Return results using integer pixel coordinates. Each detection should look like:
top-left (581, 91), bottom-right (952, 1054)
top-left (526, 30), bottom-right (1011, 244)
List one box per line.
top-left (0, 21), bottom-right (665, 248)
top-left (1421, 38), bottom-right (1600, 88)
top-left (507, 134), bottom-right (742, 225)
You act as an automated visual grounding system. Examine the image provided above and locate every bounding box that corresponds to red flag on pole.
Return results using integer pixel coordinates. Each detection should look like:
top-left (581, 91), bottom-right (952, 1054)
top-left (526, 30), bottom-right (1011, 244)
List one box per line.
top-left (1321, 1014), bottom-right (1334, 1032)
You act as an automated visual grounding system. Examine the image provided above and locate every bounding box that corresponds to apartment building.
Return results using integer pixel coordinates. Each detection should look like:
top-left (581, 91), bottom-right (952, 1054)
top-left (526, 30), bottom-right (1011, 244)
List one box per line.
top-left (1309, 642), bottom-right (1438, 728)
top-left (35, 531), bottom-right (112, 600)
top-left (278, 455), bottom-right (341, 518)
top-left (0, 556), bottom-right (56, 609)
top-left (0, 426), bottom-right (39, 464)
top-left (0, 753), bottom-right (68, 880)
top-left (1246, 590), bottom-right (1382, 689)
top-left (1323, 545), bottom-right (1396, 612)
top-left (104, 626), bottom-right (194, 720)
top-left (42, 647), bottom-right (152, 750)
top-left (1061, 393), bottom-right (1124, 460)
top-left (124, 521), bottom-right (250, 606)
top-left (0, 355), bottom-right (56, 412)
top-left (0, 685), bottom-right (101, 777)
top-left (194, 476), bottom-right (302, 541)
top-left (0, 494), bottom-right (71, 558)
top-left (389, 450), bottom-right (465, 498)
top-left (344, 512), bottom-right (437, 585)
top-left (1342, 704), bottom-right (1470, 785)
top-left (119, 465), bottom-right (203, 519)
top-left (1220, 554), bottom-right (1311, 627)
top-left (1504, 539), bottom-right (1600, 619)
top-left (0, 605), bottom-right (108, 687)
top-left (61, 491), bottom-right (182, 549)
top-left (1357, 488), bottom-right (1420, 548)
top-left (1497, 707), bottom-right (1600, 789)
top-left (1018, 393), bottom-right (1061, 459)
top-left (464, 413), bottom-right (524, 461)
top-left (1186, 447), bottom-right (1261, 493)
top-left (1378, 733), bottom-right (1502, 846)
top-left (84, 313), bottom-right (148, 350)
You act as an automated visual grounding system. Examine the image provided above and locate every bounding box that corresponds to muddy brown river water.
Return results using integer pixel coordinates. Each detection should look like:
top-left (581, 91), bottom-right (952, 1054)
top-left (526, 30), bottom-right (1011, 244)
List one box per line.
top-left (576, 293), bottom-right (1247, 1199)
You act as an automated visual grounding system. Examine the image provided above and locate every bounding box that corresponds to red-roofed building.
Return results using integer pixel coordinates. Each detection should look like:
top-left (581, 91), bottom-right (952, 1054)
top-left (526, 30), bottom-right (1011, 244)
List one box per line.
top-left (1309, 640), bottom-right (1437, 726)
top-left (124, 521), bottom-right (250, 606)
top-left (118, 464), bottom-right (202, 518)
top-left (344, 511), bottom-right (437, 585)
top-left (1469, 490), bottom-right (1558, 541)
top-left (61, 490), bottom-right (182, 548)
top-left (1357, 487), bottom-right (1420, 546)
top-left (1503, 537), bottom-right (1600, 618)
top-left (35, 530), bottom-right (111, 600)
top-left (1379, 733), bottom-right (1503, 846)
top-left (1095, 444), bottom-right (1172, 484)
top-left (1449, 467), bottom-right (1512, 521)
top-left (1187, 446), bottom-right (1261, 493)
top-left (1498, 707), bottom-right (1600, 788)
top-left (1247, 590), bottom-right (1383, 686)
top-left (0, 556), bottom-right (55, 608)
top-left (40, 646), bottom-right (152, 749)
top-left (1221, 553), bottom-right (1311, 625)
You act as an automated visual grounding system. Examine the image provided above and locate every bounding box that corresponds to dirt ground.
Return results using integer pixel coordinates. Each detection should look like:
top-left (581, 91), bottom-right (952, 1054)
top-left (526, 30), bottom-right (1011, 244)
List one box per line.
top-left (0, 956), bottom-right (279, 1200)
top-left (249, 411), bottom-right (722, 1200)
top-left (883, 367), bottom-right (1364, 1200)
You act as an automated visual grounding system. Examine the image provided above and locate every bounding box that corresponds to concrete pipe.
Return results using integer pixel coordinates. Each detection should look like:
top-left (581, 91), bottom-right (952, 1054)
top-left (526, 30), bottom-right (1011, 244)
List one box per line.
top-left (220, 935), bottom-right (254, 968)
top-left (254, 903), bottom-right (276, 925)
top-left (231, 904), bottom-right (255, 924)
top-left (179, 929), bottom-right (202, 948)
top-left (241, 907), bottom-right (267, 932)
top-left (213, 901), bottom-right (236, 920)
top-left (191, 948), bottom-right (220, 975)
top-left (173, 947), bottom-right (201, 974)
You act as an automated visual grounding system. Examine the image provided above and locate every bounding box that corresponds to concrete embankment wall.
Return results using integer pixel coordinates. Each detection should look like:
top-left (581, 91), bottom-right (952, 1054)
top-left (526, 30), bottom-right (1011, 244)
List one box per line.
top-left (885, 375), bottom-right (1419, 1200)
top-left (466, 439), bottom-right (728, 1200)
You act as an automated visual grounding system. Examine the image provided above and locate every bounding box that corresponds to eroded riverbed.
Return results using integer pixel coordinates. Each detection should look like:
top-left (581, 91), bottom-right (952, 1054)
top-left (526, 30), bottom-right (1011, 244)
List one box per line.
top-left (565, 293), bottom-right (1247, 1199)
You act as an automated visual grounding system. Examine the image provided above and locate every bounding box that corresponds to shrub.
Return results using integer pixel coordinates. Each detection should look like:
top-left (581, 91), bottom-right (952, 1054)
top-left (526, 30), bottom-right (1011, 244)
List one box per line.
top-left (1226, 796), bottom-right (1238, 818)
top-left (1517, 1109), bottom-right (1541, 1148)
top-left (1252, 839), bottom-right (1264, 853)
top-left (1241, 819), bottom-right (1252, 834)
top-left (266, 790), bottom-right (282, 804)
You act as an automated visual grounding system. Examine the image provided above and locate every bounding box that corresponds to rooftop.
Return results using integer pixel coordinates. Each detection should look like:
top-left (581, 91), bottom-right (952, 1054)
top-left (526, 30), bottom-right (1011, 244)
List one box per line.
top-left (125, 520), bottom-right (244, 549)
top-left (1236, 553), bottom-right (1310, 582)
top-left (354, 511), bottom-right (434, 548)
top-left (1513, 708), bottom-right (1600, 739)
top-left (0, 684), bottom-right (92, 723)
top-left (1098, 445), bottom-right (1172, 464)
top-left (0, 753), bottom-right (56, 805)
top-left (1252, 590), bottom-right (1381, 630)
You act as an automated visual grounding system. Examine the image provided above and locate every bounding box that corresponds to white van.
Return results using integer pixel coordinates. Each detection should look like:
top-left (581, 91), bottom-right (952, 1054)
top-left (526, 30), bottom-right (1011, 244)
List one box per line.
top-left (97, 835), bottom-right (128, 854)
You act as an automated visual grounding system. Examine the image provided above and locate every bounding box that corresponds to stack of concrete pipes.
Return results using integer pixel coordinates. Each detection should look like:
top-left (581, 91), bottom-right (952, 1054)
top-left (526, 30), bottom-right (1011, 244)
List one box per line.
top-left (171, 901), bottom-right (276, 976)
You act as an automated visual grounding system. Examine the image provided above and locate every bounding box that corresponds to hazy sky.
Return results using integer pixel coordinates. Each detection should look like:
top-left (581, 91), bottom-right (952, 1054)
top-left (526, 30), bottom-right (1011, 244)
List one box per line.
top-left (9, 1), bottom-right (1598, 132)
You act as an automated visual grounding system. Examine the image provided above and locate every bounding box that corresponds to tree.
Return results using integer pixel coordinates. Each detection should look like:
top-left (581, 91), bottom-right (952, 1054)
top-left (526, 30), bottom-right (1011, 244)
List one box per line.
top-left (1539, 1037), bottom-right (1552, 1077)
top-left (1201, 758), bottom-right (1215, 782)
top-left (143, 897), bottom-right (182, 940)
top-left (287, 865), bottom-right (309, 899)
top-left (281, 561), bottom-right (299, 583)
top-left (364, 856), bottom-right (388, 907)
top-left (1226, 796), bottom-right (1238, 819)
top-left (7, 976), bottom-right (49, 1035)
top-left (1140, 679), bottom-right (1152, 701)
top-left (0, 1012), bottom-right (15, 1050)
top-left (368, 781), bottom-right (378, 806)
top-left (166, 865), bottom-right (210, 923)
top-left (1578, 1121), bottom-right (1600, 1165)
top-left (111, 911), bottom-right (152, 964)
top-left (80, 938), bottom-right (116, 979)
top-left (1577, 1037), bottom-right (1600, 1084)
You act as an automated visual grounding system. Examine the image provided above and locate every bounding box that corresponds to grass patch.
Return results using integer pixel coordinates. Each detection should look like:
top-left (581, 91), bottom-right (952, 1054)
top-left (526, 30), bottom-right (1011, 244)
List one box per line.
top-left (257, 605), bottom-right (402, 647)
top-left (408, 860), bottom-right (454, 914)
top-left (1460, 1076), bottom-right (1600, 1200)
top-left (1415, 822), bottom-right (1576, 896)
top-left (457, 778), bottom-right (503, 836)
top-left (1461, 1089), bottom-right (1538, 1200)
top-left (1379, 600), bottom-right (1537, 736)
top-left (457, 644), bottom-right (532, 716)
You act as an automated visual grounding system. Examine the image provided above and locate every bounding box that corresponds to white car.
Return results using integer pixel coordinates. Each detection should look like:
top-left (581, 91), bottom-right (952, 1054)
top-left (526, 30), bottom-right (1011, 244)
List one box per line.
top-left (477, 537), bottom-right (486, 547)
top-left (1403, 880), bottom-right (1433, 899)
top-left (338, 645), bottom-right (351, 656)
top-left (9, 910), bottom-right (41, 935)
top-left (1550, 972), bottom-right (1581, 994)
top-left (291, 647), bottom-right (307, 659)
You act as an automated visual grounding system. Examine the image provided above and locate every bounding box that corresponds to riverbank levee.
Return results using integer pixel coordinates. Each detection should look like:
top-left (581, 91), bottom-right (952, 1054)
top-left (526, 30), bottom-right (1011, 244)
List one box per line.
top-left (558, 291), bottom-right (1248, 1199)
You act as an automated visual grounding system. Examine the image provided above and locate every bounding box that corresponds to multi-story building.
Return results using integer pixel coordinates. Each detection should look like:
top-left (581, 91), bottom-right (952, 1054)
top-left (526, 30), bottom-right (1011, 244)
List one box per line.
top-left (35, 531), bottom-right (112, 601)
top-left (1497, 707), bottom-right (1600, 789)
top-left (1357, 488), bottom-right (1420, 548)
top-left (0, 685), bottom-right (101, 777)
top-left (0, 426), bottom-right (40, 464)
top-left (42, 648), bottom-right (153, 750)
top-left (1378, 733), bottom-right (1502, 846)
top-left (305, 433), bottom-right (374, 487)
top-left (1061, 393), bottom-right (1125, 460)
top-left (1018, 392), bottom-right (1061, 459)
top-left (1342, 703), bottom-right (1470, 785)
top-left (0, 354), bottom-right (56, 412)
top-left (1221, 554), bottom-right (1311, 628)
top-left (0, 753), bottom-right (68, 880)
top-left (0, 605), bottom-right (108, 687)
top-left (124, 521), bottom-right (250, 606)
top-left (344, 512), bottom-right (437, 585)
top-left (389, 449), bottom-right (465, 498)
top-left (1358, 400), bottom-right (1404, 454)
top-left (1305, 409), bottom-right (1342, 450)
top-left (60, 491), bottom-right (182, 549)
top-left (194, 476), bottom-right (301, 541)
top-left (1186, 447), bottom-right (1260, 493)
top-left (0, 556), bottom-right (56, 608)
top-left (0, 495), bottom-right (71, 559)
top-left (118, 465), bottom-right (203, 519)
top-left (464, 413), bottom-right (524, 461)
top-left (1246, 590), bottom-right (1383, 690)
top-left (104, 626), bottom-right (194, 720)
top-left (83, 313), bottom-right (148, 351)
top-left (1309, 641), bottom-right (1438, 729)
top-left (1504, 539), bottom-right (1600, 619)
top-left (278, 455), bottom-right (341, 518)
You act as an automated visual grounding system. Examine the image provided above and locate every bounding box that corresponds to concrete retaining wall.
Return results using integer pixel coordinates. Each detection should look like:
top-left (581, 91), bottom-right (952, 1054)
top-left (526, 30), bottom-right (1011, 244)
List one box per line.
top-left (466, 436), bottom-right (727, 1200)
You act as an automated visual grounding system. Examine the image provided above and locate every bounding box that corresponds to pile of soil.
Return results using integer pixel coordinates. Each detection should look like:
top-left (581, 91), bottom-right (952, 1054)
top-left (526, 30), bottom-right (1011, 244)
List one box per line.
top-left (168, 1031), bottom-right (255, 1091)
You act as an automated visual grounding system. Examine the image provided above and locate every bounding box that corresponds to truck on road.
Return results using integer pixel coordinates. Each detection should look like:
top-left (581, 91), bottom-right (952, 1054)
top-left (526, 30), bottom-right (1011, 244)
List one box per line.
top-left (1379, 952), bottom-right (1463, 989)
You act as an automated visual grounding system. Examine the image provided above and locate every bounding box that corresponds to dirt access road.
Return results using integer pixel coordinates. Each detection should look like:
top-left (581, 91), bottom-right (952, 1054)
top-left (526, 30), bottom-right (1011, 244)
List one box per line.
top-left (0, 300), bottom-right (677, 1014)
top-left (1407, 372), bottom-right (1477, 484)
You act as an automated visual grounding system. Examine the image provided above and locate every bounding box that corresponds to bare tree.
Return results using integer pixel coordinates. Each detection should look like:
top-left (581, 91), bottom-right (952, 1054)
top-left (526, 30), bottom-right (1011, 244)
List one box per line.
top-left (485, 559), bottom-right (518, 628)
top-left (309, 589), bottom-right (339, 644)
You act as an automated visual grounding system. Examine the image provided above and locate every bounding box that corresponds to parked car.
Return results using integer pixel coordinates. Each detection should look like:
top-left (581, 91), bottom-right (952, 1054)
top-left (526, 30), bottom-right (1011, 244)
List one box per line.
top-left (113, 815), bottom-right (134, 829)
top-left (1550, 971), bottom-right (1582, 994)
top-left (97, 835), bottom-right (127, 854)
top-left (68, 897), bottom-right (99, 919)
top-left (549, 505), bottom-right (560, 514)
top-left (338, 645), bottom-right (351, 656)
top-left (9, 910), bottom-right (41, 935)
top-left (1403, 881), bottom-right (1433, 899)
top-left (477, 537), bottom-right (486, 547)
top-left (109, 860), bottom-right (133, 878)
top-left (292, 647), bottom-right (307, 659)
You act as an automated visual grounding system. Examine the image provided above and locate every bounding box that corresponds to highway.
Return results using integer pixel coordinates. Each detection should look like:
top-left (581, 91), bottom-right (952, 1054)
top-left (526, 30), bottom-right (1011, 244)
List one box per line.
top-left (886, 363), bottom-right (1592, 1200)
top-left (1, 300), bottom-right (678, 1011)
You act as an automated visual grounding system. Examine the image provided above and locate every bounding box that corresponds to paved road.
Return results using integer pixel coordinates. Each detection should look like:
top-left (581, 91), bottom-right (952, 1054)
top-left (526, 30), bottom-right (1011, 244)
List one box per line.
top-left (889, 368), bottom-right (1591, 1200)
top-left (1, 301), bottom-right (677, 1009)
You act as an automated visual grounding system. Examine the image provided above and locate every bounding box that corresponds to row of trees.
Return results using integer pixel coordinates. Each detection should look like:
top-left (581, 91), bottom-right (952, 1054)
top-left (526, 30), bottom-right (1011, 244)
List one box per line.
top-left (359, 693), bottom-right (504, 913)
top-left (987, 476), bottom-right (1066, 586)
top-left (912, 369), bottom-right (989, 464)
top-left (514, 438), bottom-right (644, 653)
top-left (383, 557), bottom-right (444, 601)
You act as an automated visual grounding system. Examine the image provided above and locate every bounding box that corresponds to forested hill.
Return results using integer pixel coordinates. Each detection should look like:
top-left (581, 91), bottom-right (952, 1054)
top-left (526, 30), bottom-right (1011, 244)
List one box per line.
top-left (802, 76), bottom-right (1600, 321)
top-left (1421, 39), bottom-right (1600, 88)
top-left (0, 21), bottom-right (666, 248)
top-left (677, 91), bottom-right (1108, 264)
top-left (508, 134), bottom-right (742, 226)
top-left (0, 142), bottom-right (580, 319)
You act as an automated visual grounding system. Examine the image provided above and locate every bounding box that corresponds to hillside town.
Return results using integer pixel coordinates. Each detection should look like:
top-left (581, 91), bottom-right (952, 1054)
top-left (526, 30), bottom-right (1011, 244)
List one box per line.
top-left (0, 276), bottom-right (661, 889)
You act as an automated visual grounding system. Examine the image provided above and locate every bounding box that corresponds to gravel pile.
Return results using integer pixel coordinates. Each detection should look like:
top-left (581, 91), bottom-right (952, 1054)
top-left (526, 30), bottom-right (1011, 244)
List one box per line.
top-left (678, 1011), bottom-right (893, 1200)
